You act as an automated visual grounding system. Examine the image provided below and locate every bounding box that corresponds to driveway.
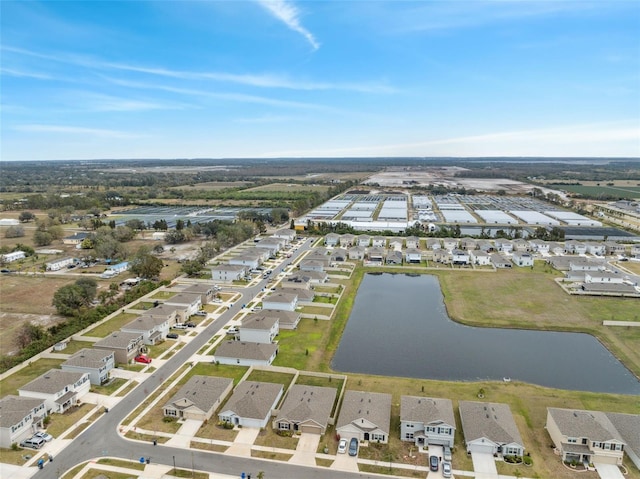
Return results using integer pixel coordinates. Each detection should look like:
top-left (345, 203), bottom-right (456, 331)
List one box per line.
top-left (225, 427), bottom-right (260, 457)
top-left (595, 463), bottom-right (625, 479)
top-left (471, 452), bottom-right (498, 478)
top-left (165, 419), bottom-right (203, 447)
top-left (289, 432), bottom-right (320, 465)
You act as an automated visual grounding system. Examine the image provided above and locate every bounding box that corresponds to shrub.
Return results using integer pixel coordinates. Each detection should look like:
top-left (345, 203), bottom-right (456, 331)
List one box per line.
top-left (523, 456), bottom-right (532, 465)
top-left (162, 416), bottom-right (174, 423)
top-left (11, 442), bottom-right (18, 451)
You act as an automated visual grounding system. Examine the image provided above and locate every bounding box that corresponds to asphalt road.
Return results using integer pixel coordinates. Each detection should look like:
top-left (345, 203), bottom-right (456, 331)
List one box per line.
top-left (34, 238), bottom-right (379, 479)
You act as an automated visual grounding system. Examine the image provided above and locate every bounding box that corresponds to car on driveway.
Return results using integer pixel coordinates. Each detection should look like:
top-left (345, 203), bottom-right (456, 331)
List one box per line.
top-left (430, 455), bottom-right (439, 471)
top-left (348, 437), bottom-right (358, 456)
top-left (33, 431), bottom-right (54, 442)
top-left (442, 461), bottom-right (452, 478)
top-left (337, 439), bottom-right (347, 454)
top-left (166, 333), bottom-right (179, 339)
top-left (193, 311), bottom-right (207, 316)
top-left (173, 323), bottom-right (188, 329)
top-left (443, 445), bottom-right (452, 461)
top-left (134, 354), bottom-right (152, 364)
top-left (20, 437), bottom-right (46, 449)
top-left (185, 322), bottom-right (196, 328)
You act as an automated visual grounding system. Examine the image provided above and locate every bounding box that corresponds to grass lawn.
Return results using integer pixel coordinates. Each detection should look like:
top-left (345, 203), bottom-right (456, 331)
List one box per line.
top-left (128, 301), bottom-right (155, 310)
top-left (124, 431), bottom-right (170, 443)
top-left (0, 447), bottom-right (42, 465)
top-left (245, 369), bottom-right (295, 387)
top-left (316, 458), bottom-right (334, 467)
top-left (185, 363), bottom-right (248, 386)
top-left (149, 291), bottom-right (176, 300)
top-left (298, 306), bottom-right (333, 316)
top-left (148, 340), bottom-right (174, 358)
top-left (116, 380), bottom-right (138, 397)
top-left (167, 468), bottom-right (209, 479)
top-left (196, 420), bottom-right (239, 441)
top-left (90, 378), bottom-right (127, 395)
top-left (0, 358), bottom-right (64, 395)
top-left (66, 422), bottom-right (91, 439)
top-left (96, 458), bottom-right (145, 470)
top-left (253, 427), bottom-right (299, 450)
top-left (135, 405), bottom-right (182, 434)
top-left (313, 295), bottom-right (337, 304)
top-left (80, 469), bottom-right (134, 479)
top-left (46, 403), bottom-right (93, 437)
top-left (86, 312), bottom-right (140, 337)
top-left (61, 340), bottom-right (95, 354)
top-left (273, 318), bottom-right (329, 370)
top-left (190, 441), bottom-right (229, 453)
top-left (359, 464), bottom-right (425, 478)
top-left (251, 450), bottom-right (293, 461)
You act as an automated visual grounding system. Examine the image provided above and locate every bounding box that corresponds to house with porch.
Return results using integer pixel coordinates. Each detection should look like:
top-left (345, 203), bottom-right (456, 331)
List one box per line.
top-left (386, 250), bottom-right (403, 265)
top-left (212, 341), bottom-right (278, 366)
top-left (62, 232), bottom-right (90, 246)
top-left (164, 292), bottom-right (203, 317)
top-left (546, 407), bottom-right (626, 466)
top-left (372, 236), bottom-right (387, 247)
top-left (451, 249), bottom-right (470, 265)
top-left (61, 349), bottom-right (115, 385)
top-left (252, 310), bottom-right (301, 330)
top-left (405, 248), bottom-right (422, 264)
top-left (367, 247), bottom-right (385, 263)
top-left (263, 292), bottom-right (298, 311)
top-left (163, 376), bottom-right (233, 421)
top-left (400, 396), bottom-right (455, 447)
top-left (459, 401), bottom-right (524, 457)
top-left (433, 249), bottom-right (451, 264)
top-left (18, 369), bottom-right (90, 414)
top-left (490, 253), bottom-right (512, 269)
top-left (606, 412), bottom-right (640, 470)
top-left (183, 283), bottom-right (218, 304)
top-left (240, 315), bottom-right (279, 343)
top-left (212, 264), bottom-right (249, 282)
top-left (348, 246), bottom-right (366, 260)
top-left (274, 385), bottom-right (337, 435)
top-left (470, 250), bottom-right (491, 266)
top-left (46, 257), bottom-right (76, 271)
top-left (121, 313), bottom-right (170, 345)
top-left (93, 331), bottom-right (144, 364)
top-left (1, 250), bottom-right (26, 263)
top-left (336, 390), bottom-right (392, 444)
top-left (330, 248), bottom-right (348, 262)
top-left (218, 381), bottom-right (284, 429)
top-left (0, 396), bottom-right (47, 448)
top-left (145, 303), bottom-right (182, 325)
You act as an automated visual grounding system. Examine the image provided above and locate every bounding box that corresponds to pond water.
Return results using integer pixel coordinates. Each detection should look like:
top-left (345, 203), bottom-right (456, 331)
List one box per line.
top-left (331, 273), bottom-right (640, 395)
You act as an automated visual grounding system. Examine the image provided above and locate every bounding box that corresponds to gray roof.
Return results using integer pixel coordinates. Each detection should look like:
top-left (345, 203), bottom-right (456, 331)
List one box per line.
top-left (249, 310), bottom-right (300, 328)
top-left (164, 376), bottom-right (232, 414)
top-left (183, 283), bottom-right (216, 294)
top-left (221, 381), bottom-right (283, 419)
top-left (0, 395), bottom-right (46, 428)
top-left (242, 315), bottom-right (278, 330)
top-left (459, 401), bottom-right (523, 446)
top-left (337, 390), bottom-right (392, 434)
top-left (165, 292), bottom-right (202, 305)
top-left (264, 292), bottom-right (297, 304)
top-left (582, 283), bottom-right (637, 293)
top-left (62, 349), bottom-right (113, 369)
top-left (214, 341), bottom-right (278, 361)
top-left (606, 412), bottom-right (640, 454)
top-left (147, 304), bottom-right (183, 316)
top-left (288, 270), bottom-right (327, 282)
top-left (212, 264), bottom-right (248, 272)
top-left (401, 396), bottom-right (455, 427)
top-left (277, 384), bottom-right (337, 428)
top-left (19, 369), bottom-right (86, 394)
top-left (94, 331), bottom-right (143, 349)
top-left (548, 408), bottom-right (624, 443)
top-left (277, 287), bottom-right (313, 301)
top-left (300, 259), bottom-right (327, 268)
top-left (122, 315), bottom-right (167, 332)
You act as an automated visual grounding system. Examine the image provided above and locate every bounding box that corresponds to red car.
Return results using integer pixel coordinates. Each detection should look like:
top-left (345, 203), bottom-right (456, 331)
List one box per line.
top-left (134, 354), bottom-right (152, 364)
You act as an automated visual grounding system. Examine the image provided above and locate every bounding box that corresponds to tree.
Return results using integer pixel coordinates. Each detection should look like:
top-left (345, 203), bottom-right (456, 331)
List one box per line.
top-left (4, 225), bottom-right (25, 238)
top-left (180, 260), bottom-right (204, 277)
top-left (75, 278), bottom-right (98, 303)
top-left (164, 229), bottom-right (186, 244)
top-left (33, 230), bottom-right (53, 246)
top-left (15, 322), bottom-right (47, 349)
top-left (130, 247), bottom-right (164, 279)
top-left (19, 211), bottom-right (36, 223)
top-left (52, 284), bottom-right (88, 316)
top-left (125, 219), bottom-right (146, 231)
top-left (271, 208), bottom-right (289, 224)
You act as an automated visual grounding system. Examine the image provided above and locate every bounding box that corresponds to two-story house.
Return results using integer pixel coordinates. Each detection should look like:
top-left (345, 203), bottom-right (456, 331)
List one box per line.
top-left (400, 396), bottom-right (455, 447)
top-left (0, 396), bottom-right (47, 448)
top-left (61, 348), bottom-right (115, 385)
top-left (18, 369), bottom-right (90, 414)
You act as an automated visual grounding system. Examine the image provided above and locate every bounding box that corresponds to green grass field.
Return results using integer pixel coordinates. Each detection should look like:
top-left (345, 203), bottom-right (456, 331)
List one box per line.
top-left (556, 184), bottom-right (640, 199)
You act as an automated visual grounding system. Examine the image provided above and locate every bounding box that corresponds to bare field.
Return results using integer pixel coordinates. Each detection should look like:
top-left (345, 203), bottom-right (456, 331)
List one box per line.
top-left (262, 171), bottom-right (376, 182)
top-left (169, 181), bottom-right (249, 190)
top-left (242, 183), bottom-right (331, 193)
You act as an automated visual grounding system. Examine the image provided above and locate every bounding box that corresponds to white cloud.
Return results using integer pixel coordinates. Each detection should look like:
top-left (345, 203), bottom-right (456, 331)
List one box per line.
top-left (0, 67), bottom-right (51, 80)
top-left (257, 0), bottom-right (320, 51)
top-left (13, 124), bottom-right (144, 139)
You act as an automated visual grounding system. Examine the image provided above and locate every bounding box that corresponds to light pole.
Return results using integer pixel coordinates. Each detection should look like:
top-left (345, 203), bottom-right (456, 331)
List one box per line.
top-left (172, 455), bottom-right (176, 473)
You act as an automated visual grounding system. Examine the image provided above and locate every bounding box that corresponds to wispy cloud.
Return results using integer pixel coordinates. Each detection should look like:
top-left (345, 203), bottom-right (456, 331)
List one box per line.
top-left (74, 92), bottom-right (194, 112)
top-left (14, 124), bottom-right (144, 139)
top-left (257, 0), bottom-right (320, 51)
top-left (233, 114), bottom-right (295, 124)
top-left (0, 67), bottom-right (52, 80)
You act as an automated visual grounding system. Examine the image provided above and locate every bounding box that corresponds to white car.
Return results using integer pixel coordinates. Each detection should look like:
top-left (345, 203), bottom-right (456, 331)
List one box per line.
top-left (337, 438), bottom-right (347, 454)
top-left (33, 431), bottom-right (54, 442)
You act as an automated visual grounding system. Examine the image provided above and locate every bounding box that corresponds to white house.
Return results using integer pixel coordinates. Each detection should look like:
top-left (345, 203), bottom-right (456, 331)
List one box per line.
top-left (528, 239), bottom-right (549, 254)
top-left (299, 259), bottom-right (327, 272)
top-left (262, 292), bottom-right (298, 311)
top-left (121, 313), bottom-right (171, 345)
top-left (405, 248), bottom-right (422, 264)
top-left (512, 252), bottom-right (534, 267)
top-left (585, 242), bottom-right (606, 256)
top-left (1, 251), bottom-right (26, 263)
top-left (106, 261), bottom-right (129, 274)
top-left (451, 249), bottom-right (470, 265)
top-left (272, 228), bottom-right (296, 244)
top-left (340, 234), bottom-right (355, 247)
top-left (229, 253), bottom-right (261, 270)
top-left (584, 272), bottom-right (624, 284)
top-left (495, 239), bottom-right (513, 253)
top-left (324, 233), bottom-right (340, 247)
top-left (459, 401), bottom-right (525, 457)
top-left (213, 341), bottom-right (278, 367)
top-left (163, 376), bottom-right (233, 422)
top-left (18, 369), bottom-right (90, 414)
top-left (405, 236), bottom-right (420, 249)
top-left (470, 250), bottom-right (492, 266)
top-left (348, 246), bottom-right (366, 260)
top-left (442, 238), bottom-right (459, 252)
top-left (240, 315), bottom-right (279, 343)
top-left (426, 238), bottom-right (441, 251)
top-left (165, 292), bottom-right (203, 316)
top-left (61, 349), bottom-right (115, 385)
top-left (253, 310), bottom-right (301, 330)
top-left (218, 381), bottom-right (284, 429)
top-left (371, 236), bottom-right (387, 247)
top-left (357, 235), bottom-right (371, 247)
top-left (336, 390), bottom-right (392, 444)
top-left (0, 396), bottom-right (47, 448)
top-left (46, 257), bottom-right (76, 271)
top-left (400, 396), bottom-right (455, 447)
top-left (211, 264), bottom-right (248, 282)
top-left (565, 240), bottom-right (587, 255)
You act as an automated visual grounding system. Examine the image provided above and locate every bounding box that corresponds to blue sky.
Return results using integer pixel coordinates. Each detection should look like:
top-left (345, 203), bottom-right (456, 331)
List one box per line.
top-left (1, 0), bottom-right (639, 160)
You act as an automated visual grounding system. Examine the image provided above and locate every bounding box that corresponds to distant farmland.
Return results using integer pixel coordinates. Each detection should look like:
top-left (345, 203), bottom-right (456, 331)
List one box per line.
top-left (556, 184), bottom-right (640, 200)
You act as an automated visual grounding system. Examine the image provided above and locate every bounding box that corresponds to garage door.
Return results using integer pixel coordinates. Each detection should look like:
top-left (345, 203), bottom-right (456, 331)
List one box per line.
top-left (470, 443), bottom-right (495, 454)
top-left (300, 424), bottom-right (321, 434)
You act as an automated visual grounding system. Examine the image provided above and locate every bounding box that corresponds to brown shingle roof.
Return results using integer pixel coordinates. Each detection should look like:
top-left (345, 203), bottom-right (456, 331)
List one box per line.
top-left (221, 381), bottom-right (283, 420)
top-left (336, 390), bottom-right (391, 434)
top-left (276, 385), bottom-right (337, 428)
top-left (401, 396), bottom-right (455, 426)
top-left (459, 401), bottom-right (523, 446)
top-left (164, 376), bottom-right (232, 414)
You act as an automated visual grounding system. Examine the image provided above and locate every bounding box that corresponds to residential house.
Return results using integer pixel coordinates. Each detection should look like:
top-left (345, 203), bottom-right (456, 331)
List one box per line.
top-left (388, 239), bottom-right (403, 251)
top-left (324, 233), bottom-right (340, 247)
top-left (340, 234), bottom-right (356, 247)
top-left (0, 396), bottom-right (47, 448)
top-left (263, 292), bottom-right (298, 311)
top-left (478, 241), bottom-right (494, 253)
top-left (426, 238), bottom-right (441, 251)
top-left (218, 381), bottom-right (284, 429)
top-left (280, 287), bottom-right (314, 305)
top-left (105, 261), bottom-right (129, 275)
top-left (244, 247), bottom-right (271, 262)
top-left (528, 239), bottom-right (549, 254)
top-left (459, 401), bottom-right (525, 456)
top-left (93, 331), bottom-right (144, 364)
top-left (281, 274), bottom-right (312, 290)
top-left (145, 303), bottom-right (182, 325)
top-left (254, 241), bottom-right (279, 258)
top-left (460, 238), bottom-right (477, 251)
top-left (490, 253), bottom-right (512, 269)
top-left (228, 252), bottom-right (261, 270)
top-left (257, 237), bottom-right (286, 253)
top-left (470, 250), bottom-right (492, 266)
top-left (46, 257), bottom-right (76, 271)
top-left (569, 258), bottom-right (605, 272)
top-left (606, 413), bottom-right (640, 469)
top-left (288, 270), bottom-right (327, 284)
top-left (451, 249), bottom-right (470, 265)
top-left (163, 376), bottom-right (233, 421)
top-left (581, 283), bottom-right (638, 294)
top-left (371, 236), bottom-right (387, 247)
top-left (1, 251), bottom-right (26, 263)
top-left (121, 313), bottom-right (170, 345)
top-left (405, 248), bottom-right (422, 264)
top-left (212, 264), bottom-right (249, 282)
top-left (605, 242), bottom-right (627, 256)
top-left (548, 242), bottom-right (565, 256)
top-left (61, 349), bottom-right (115, 385)
top-left (512, 239), bottom-right (529, 251)
top-left (62, 232), bottom-right (90, 246)
top-left (357, 235), bottom-right (371, 247)
top-left (367, 247), bottom-right (385, 263)
top-left (512, 252), bottom-right (534, 267)
top-left (253, 310), bottom-right (301, 330)
top-left (165, 292), bottom-right (203, 317)
top-left (348, 246), bottom-right (366, 260)
top-left (299, 259), bottom-right (328, 272)
top-left (272, 228), bottom-right (296, 244)
top-left (546, 407), bottom-right (626, 466)
top-left (213, 341), bottom-right (278, 366)
top-left (405, 236), bottom-right (419, 249)
top-left (585, 242), bottom-right (606, 256)
top-left (336, 390), bottom-right (392, 444)
top-left (18, 369), bottom-right (90, 414)
top-left (584, 272), bottom-right (623, 284)
top-left (442, 238), bottom-right (459, 252)
top-left (565, 240), bottom-right (587, 255)
top-left (386, 250), bottom-right (403, 265)
top-left (400, 396), bottom-right (455, 447)
top-left (631, 245), bottom-right (640, 259)
top-left (274, 385), bottom-right (337, 435)
top-left (433, 249), bottom-right (451, 264)
top-left (183, 283), bottom-right (218, 304)
top-left (240, 315), bottom-right (279, 343)
top-left (495, 239), bottom-right (513, 253)
top-left (331, 248), bottom-right (348, 262)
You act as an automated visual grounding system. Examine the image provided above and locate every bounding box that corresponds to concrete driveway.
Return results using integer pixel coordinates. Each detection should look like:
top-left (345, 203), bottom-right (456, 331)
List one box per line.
top-left (226, 427), bottom-right (260, 457)
top-left (471, 452), bottom-right (498, 478)
top-left (289, 433), bottom-right (320, 465)
top-left (165, 419), bottom-right (203, 447)
top-left (595, 463), bottom-right (625, 479)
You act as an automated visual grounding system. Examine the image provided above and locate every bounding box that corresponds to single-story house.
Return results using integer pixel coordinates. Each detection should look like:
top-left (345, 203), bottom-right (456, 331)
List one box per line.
top-left (405, 248), bottom-right (422, 264)
top-left (213, 341), bottom-right (278, 366)
top-left (584, 272), bottom-right (623, 284)
top-left (459, 401), bottom-right (525, 457)
top-left (400, 396), bottom-right (455, 447)
top-left (239, 315), bottom-right (279, 343)
top-left (348, 246), bottom-right (366, 260)
top-left (581, 283), bottom-right (638, 294)
top-left (106, 261), bottom-right (129, 274)
top-left (470, 250), bottom-right (492, 266)
top-left (299, 259), bottom-right (327, 272)
top-left (18, 369), bottom-right (90, 414)
top-left (163, 376), bottom-right (233, 421)
top-left (1, 251), bottom-right (26, 263)
top-left (218, 381), bottom-right (284, 429)
top-left (62, 232), bottom-right (90, 245)
top-left (61, 348), bottom-right (115, 385)
top-left (336, 390), bottom-right (392, 444)
top-left (183, 283), bottom-right (218, 304)
top-left (262, 292), bottom-right (298, 311)
top-left (165, 292), bottom-right (203, 317)
top-left (286, 270), bottom-right (328, 285)
top-left (0, 396), bottom-right (47, 448)
top-left (324, 233), bottom-right (340, 247)
top-left (512, 252), bottom-right (534, 267)
top-left (121, 313), bottom-right (170, 345)
top-left (93, 331), bottom-right (144, 364)
top-left (606, 412), bottom-right (640, 469)
top-left (371, 236), bottom-right (387, 247)
top-left (546, 407), bottom-right (626, 466)
top-left (212, 264), bottom-right (249, 282)
top-left (490, 253), bottom-right (512, 269)
top-left (272, 228), bottom-right (296, 244)
top-left (253, 310), bottom-right (301, 330)
top-left (274, 384), bottom-right (337, 435)
top-left (46, 257), bottom-right (76, 271)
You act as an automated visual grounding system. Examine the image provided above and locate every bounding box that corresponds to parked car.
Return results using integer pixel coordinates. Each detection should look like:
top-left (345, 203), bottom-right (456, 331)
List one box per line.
top-left (185, 322), bottom-right (196, 328)
top-left (348, 437), bottom-right (358, 456)
top-left (443, 445), bottom-right (452, 461)
top-left (337, 439), bottom-right (347, 454)
top-left (429, 455), bottom-right (439, 472)
top-left (20, 437), bottom-right (46, 449)
top-left (33, 431), bottom-right (54, 442)
top-left (166, 333), bottom-right (179, 339)
top-left (173, 323), bottom-right (188, 330)
top-left (227, 327), bottom-right (239, 334)
top-left (134, 354), bottom-right (152, 364)
top-left (193, 311), bottom-right (207, 316)
top-left (442, 461), bottom-right (452, 478)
